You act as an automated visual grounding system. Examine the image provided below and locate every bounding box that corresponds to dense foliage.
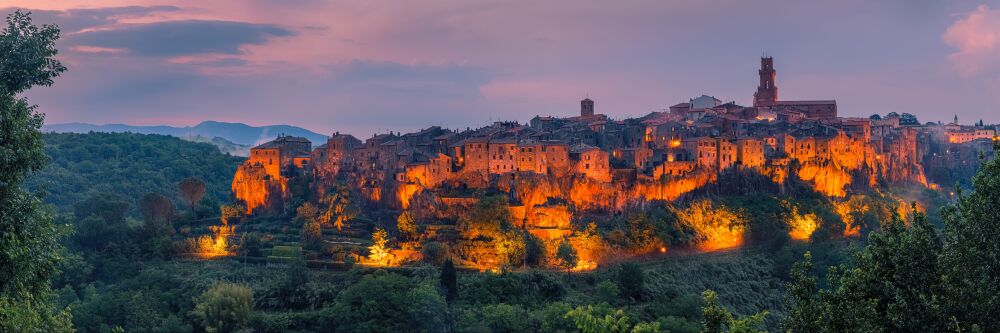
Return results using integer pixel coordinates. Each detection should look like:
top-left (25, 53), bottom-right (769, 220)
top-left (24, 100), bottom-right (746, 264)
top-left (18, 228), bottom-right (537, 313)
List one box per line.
top-left (27, 132), bottom-right (243, 212)
top-left (0, 10), bottom-right (73, 331)
top-left (782, 140), bottom-right (1000, 332)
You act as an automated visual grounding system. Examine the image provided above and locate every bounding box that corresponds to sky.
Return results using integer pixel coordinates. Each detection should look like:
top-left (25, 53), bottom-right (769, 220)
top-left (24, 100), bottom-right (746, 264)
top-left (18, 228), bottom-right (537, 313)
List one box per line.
top-left (4, 0), bottom-right (1000, 137)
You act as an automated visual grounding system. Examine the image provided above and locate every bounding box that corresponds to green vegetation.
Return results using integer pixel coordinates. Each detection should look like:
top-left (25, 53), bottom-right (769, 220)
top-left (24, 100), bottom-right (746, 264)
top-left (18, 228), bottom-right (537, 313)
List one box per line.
top-left (7, 9), bottom-right (1000, 332)
top-left (27, 132), bottom-right (242, 213)
top-left (782, 140), bottom-right (1000, 332)
top-left (0, 10), bottom-right (73, 331)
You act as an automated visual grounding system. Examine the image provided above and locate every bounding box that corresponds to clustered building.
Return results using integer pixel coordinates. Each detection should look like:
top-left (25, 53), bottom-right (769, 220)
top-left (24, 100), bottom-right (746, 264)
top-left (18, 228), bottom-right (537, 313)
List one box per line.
top-left (233, 57), bottom-right (995, 214)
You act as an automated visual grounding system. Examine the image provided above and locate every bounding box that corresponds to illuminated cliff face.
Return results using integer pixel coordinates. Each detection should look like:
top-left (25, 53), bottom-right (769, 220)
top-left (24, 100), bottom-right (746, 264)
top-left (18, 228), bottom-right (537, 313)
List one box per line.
top-left (397, 183), bottom-right (422, 210)
top-left (633, 171), bottom-right (716, 202)
top-left (675, 200), bottom-right (745, 251)
top-left (232, 164), bottom-right (285, 214)
top-left (797, 160), bottom-right (853, 197)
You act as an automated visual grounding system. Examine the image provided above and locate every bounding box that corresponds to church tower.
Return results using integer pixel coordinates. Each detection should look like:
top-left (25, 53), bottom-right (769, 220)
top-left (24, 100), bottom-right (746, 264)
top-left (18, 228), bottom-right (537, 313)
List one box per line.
top-left (581, 97), bottom-right (594, 117)
top-left (753, 57), bottom-right (778, 107)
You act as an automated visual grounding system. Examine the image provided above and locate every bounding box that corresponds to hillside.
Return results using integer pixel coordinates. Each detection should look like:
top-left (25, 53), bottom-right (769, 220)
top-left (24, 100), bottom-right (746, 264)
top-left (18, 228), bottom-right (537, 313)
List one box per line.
top-left (42, 120), bottom-right (328, 146)
top-left (26, 132), bottom-right (244, 212)
top-left (181, 134), bottom-right (253, 157)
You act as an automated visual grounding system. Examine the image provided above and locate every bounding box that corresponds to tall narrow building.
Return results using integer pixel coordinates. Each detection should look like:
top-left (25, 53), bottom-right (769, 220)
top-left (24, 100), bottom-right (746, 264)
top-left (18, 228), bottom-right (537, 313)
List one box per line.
top-left (753, 57), bottom-right (778, 107)
top-left (581, 97), bottom-right (595, 117)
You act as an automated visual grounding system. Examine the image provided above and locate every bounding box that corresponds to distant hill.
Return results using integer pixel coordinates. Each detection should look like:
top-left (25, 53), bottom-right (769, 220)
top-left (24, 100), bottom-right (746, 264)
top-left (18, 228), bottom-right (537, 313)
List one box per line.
top-left (42, 120), bottom-right (328, 146)
top-left (180, 135), bottom-right (252, 157)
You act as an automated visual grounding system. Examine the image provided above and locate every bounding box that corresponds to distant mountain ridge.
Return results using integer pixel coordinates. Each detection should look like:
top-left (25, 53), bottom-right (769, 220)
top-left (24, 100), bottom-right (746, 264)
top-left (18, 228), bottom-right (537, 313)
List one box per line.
top-left (42, 121), bottom-right (329, 146)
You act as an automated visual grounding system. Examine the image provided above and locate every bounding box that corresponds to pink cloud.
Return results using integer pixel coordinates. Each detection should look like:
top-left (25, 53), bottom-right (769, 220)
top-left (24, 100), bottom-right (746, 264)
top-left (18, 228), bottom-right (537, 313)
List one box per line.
top-left (70, 45), bottom-right (126, 54)
top-left (943, 5), bottom-right (1000, 76)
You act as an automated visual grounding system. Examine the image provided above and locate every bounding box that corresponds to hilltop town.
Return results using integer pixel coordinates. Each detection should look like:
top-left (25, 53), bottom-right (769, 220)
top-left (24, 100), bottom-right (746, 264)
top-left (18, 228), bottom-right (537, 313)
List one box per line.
top-left (230, 57), bottom-right (997, 270)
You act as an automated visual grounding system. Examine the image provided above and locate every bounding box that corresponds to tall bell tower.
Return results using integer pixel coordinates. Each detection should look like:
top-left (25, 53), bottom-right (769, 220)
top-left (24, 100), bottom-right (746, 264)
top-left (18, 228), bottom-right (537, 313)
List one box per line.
top-left (581, 97), bottom-right (594, 117)
top-left (753, 57), bottom-right (778, 107)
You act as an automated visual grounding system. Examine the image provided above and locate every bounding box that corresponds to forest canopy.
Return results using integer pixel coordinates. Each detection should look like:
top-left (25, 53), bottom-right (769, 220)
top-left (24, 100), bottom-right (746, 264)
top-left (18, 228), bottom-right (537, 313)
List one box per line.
top-left (26, 132), bottom-right (243, 212)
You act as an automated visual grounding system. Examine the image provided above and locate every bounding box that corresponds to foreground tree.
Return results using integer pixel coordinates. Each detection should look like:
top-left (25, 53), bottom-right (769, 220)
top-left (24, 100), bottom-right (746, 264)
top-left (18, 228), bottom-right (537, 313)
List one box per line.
top-left (0, 10), bottom-right (72, 331)
top-left (564, 305), bottom-right (660, 333)
top-left (324, 272), bottom-right (447, 332)
top-left (940, 139), bottom-right (1000, 331)
top-left (191, 283), bottom-right (253, 333)
top-left (617, 262), bottom-right (645, 301)
top-left (782, 145), bottom-right (1000, 332)
top-left (701, 290), bottom-right (768, 333)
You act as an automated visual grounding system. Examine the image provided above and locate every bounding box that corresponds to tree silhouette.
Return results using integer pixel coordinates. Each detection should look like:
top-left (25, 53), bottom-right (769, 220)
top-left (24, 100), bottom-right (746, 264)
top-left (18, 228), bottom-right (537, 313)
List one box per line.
top-left (178, 177), bottom-right (206, 210)
top-left (138, 193), bottom-right (174, 236)
top-left (440, 259), bottom-right (458, 302)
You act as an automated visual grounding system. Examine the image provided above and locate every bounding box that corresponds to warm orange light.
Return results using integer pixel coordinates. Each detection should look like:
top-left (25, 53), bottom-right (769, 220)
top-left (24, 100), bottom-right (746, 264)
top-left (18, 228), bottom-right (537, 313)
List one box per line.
top-left (675, 200), bottom-right (745, 252)
top-left (832, 198), bottom-right (868, 237)
top-left (797, 161), bottom-right (852, 197)
top-left (659, 246), bottom-right (667, 253)
top-left (571, 260), bottom-right (598, 272)
top-left (669, 139), bottom-right (681, 148)
top-left (787, 207), bottom-right (819, 241)
top-left (194, 225), bottom-right (233, 258)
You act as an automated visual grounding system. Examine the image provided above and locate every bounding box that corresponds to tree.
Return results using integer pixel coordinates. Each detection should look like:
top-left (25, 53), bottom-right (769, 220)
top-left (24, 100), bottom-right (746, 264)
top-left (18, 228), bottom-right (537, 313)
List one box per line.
top-left (781, 252), bottom-right (822, 333)
top-left (139, 193), bottom-right (174, 236)
top-left (440, 259), bottom-right (458, 302)
top-left (301, 221), bottom-right (323, 247)
top-left (319, 183), bottom-right (356, 231)
top-left (239, 232), bottom-right (263, 257)
top-left (524, 233), bottom-right (545, 267)
top-left (325, 272), bottom-right (447, 332)
top-left (701, 290), bottom-right (767, 333)
top-left (564, 305), bottom-right (660, 333)
top-left (940, 139), bottom-right (1000, 331)
top-left (396, 210), bottom-right (417, 239)
top-left (899, 112), bottom-right (919, 125)
top-left (617, 262), bottom-right (645, 301)
top-left (0, 14), bottom-right (215, 324)
top-left (178, 177), bottom-right (207, 210)
top-left (556, 240), bottom-right (578, 272)
top-left (71, 192), bottom-right (131, 251)
top-left (781, 207), bottom-right (945, 332)
top-left (421, 241), bottom-right (449, 265)
top-left (0, 11), bottom-right (65, 97)
top-left (368, 227), bottom-right (390, 265)
top-left (191, 283), bottom-right (253, 333)
top-left (457, 195), bottom-right (512, 240)
top-left (295, 202), bottom-right (320, 224)
top-left (139, 193), bottom-right (174, 224)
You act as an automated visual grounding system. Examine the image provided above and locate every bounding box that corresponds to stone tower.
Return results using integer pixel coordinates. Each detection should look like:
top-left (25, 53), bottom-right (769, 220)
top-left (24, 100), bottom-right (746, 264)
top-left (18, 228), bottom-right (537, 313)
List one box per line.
top-left (581, 97), bottom-right (595, 117)
top-left (753, 57), bottom-right (778, 107)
